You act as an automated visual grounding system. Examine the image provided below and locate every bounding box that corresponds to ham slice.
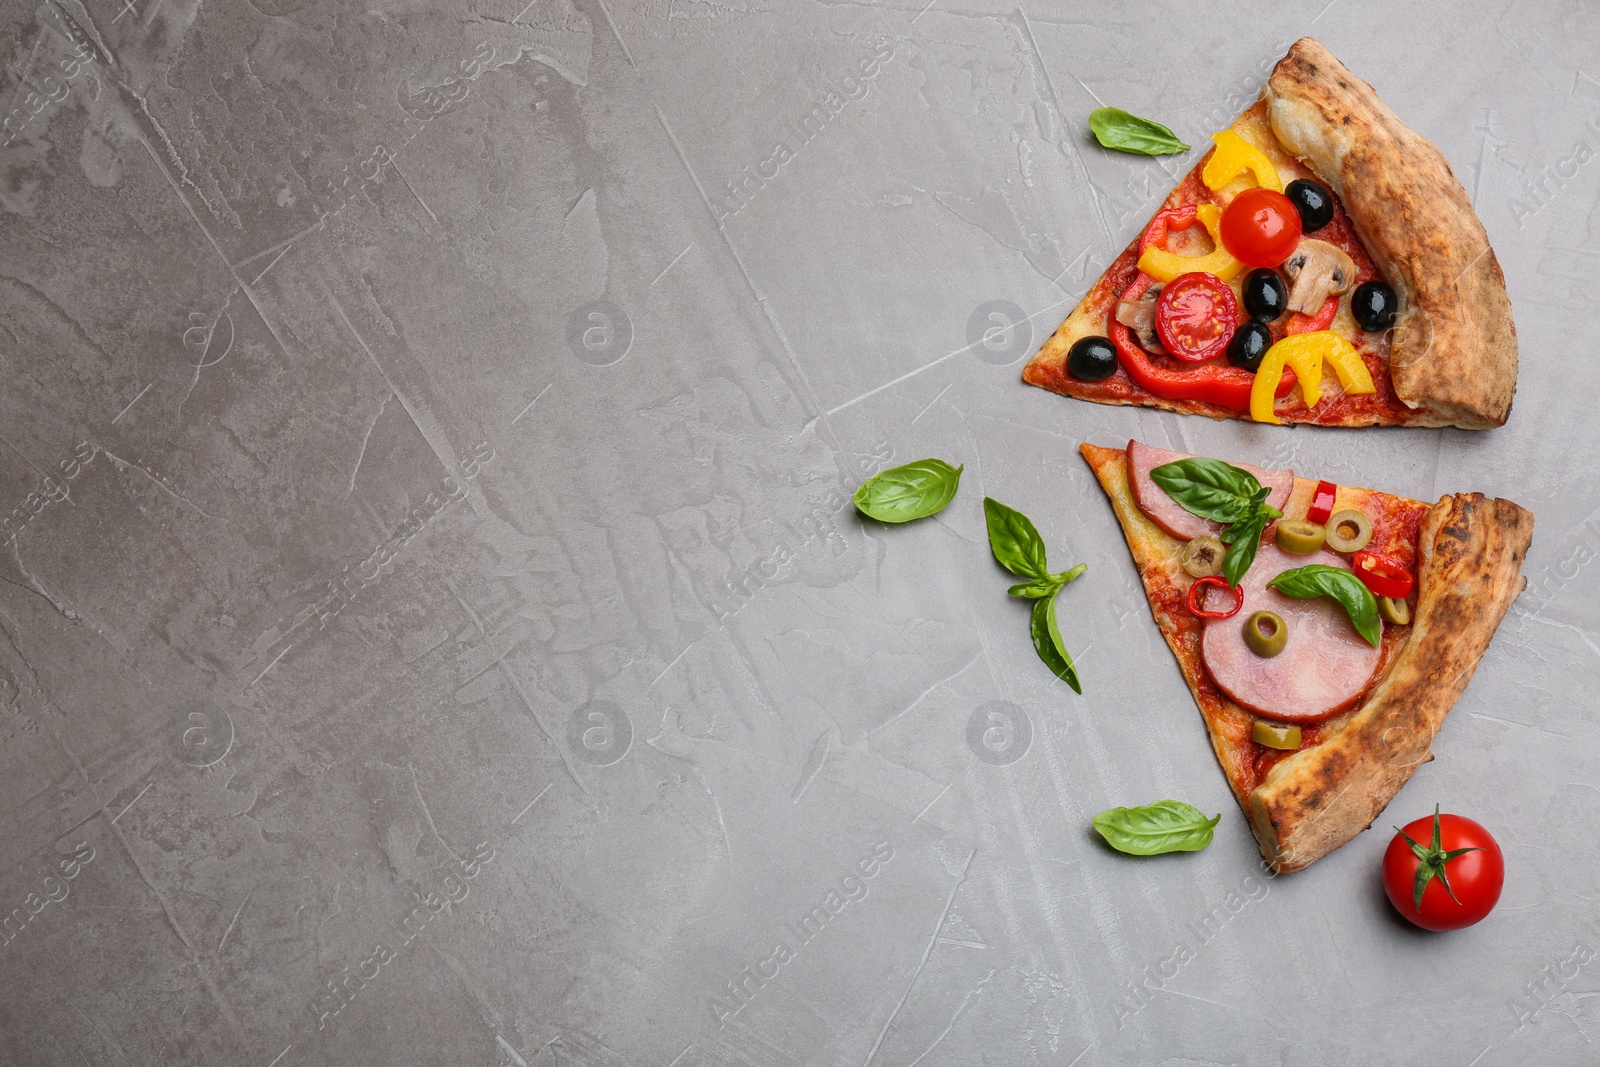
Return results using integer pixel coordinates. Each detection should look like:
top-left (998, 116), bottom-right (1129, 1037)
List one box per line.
top-left (1126, 440), bottom-right (1294, 541)
top-left (1199, 544), bottom-right (1381, 723)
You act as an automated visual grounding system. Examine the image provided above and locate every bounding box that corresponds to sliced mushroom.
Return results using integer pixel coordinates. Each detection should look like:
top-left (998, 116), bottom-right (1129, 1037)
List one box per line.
top-left (1115, 283), bottom-right (1165, 354)
top-left (1282, 238), bottom-right (1356, 316)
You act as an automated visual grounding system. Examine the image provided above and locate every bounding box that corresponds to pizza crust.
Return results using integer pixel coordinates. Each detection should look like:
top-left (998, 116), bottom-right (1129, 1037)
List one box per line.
top-left (1265, 38), bottom-right (1518, 429)
top-left (1245, 493), bottom-right (1533, 872)
top-left (1027, 40), bottom-right (1517, 429)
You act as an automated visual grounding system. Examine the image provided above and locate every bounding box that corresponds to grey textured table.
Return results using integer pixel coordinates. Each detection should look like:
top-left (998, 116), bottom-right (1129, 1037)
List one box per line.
top-left (0, 0), bottom-right (1595, 1063)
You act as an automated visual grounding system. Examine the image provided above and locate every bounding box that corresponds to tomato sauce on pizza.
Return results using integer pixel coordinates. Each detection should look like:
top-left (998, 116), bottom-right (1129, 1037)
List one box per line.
top-left (1084, 441), bottom-right (1430, 802)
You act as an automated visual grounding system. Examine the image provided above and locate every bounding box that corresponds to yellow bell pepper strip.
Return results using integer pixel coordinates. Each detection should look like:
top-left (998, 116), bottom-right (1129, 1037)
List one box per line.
top-left (1202, 130), bottom-right (1283, 193)
top-left (1136, 203), bottom-right (1245, 283)
top-left (1249, 331), bottom-right (1376, 424)
top-left (1320, 332), bottom-right (1376, 394)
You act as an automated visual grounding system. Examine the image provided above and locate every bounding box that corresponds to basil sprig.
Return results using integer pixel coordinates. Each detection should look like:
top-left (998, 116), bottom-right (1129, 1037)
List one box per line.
top-left (1267, 564), bottom-right (1381, 647)
top-left (1092, 800), bottom-right (1221, 856)
top-left (1088, 107), bottom-right (1190, 156)
top-left (984, 497), bottom-right (1086, 694)
top-left (1217, 494), bottom-right (1278, 588)
top-left (853, 458), bottom-right (963, 523)
top-left (1008, 567), bottom-right (1086, 599)
top-left (1150, 458), bottom-right (1282, 587)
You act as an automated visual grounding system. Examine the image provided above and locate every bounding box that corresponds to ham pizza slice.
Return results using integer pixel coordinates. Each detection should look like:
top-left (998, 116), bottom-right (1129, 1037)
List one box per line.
top-left (1084, 440), bottom-right (1533, 872)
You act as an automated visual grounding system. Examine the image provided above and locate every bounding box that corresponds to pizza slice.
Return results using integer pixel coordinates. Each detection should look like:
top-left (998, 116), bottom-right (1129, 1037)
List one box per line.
top-left (1027, 38), bottom-right (1516, 429)
top-left (1083, 440), bottom-right (1533, 872)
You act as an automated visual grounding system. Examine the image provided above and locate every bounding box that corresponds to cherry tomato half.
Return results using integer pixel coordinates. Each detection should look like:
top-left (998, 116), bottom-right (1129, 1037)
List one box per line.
top-left (1220, 188), bottom-right (1303, 268)
top-left (1155, 272), bottom-right (1239, 363)
top-left (1382, 807), bottom-right (1504, 931)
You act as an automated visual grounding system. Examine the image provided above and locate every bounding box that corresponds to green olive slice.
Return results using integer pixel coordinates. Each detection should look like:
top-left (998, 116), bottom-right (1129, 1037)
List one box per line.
top-left (1378, 595), bottom-right (1411, 625)
top-left (1251, 719), bottom-right (1303, 750)
top-left (1325, 509), bottom-right (1374, 553)
top-left (1275, 519), bottom-right (1326, 555)
top-left (1242, 610), bottom-right (1288, 657)
top-left (1180, 535), bottom-right (1226, 578)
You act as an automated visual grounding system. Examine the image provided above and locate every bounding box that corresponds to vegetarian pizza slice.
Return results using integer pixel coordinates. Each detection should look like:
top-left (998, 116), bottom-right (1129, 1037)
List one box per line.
top-left (1083, 440), bottom-right (1532, 872)
top-left (1027, 38), bottom-right (1516, 428)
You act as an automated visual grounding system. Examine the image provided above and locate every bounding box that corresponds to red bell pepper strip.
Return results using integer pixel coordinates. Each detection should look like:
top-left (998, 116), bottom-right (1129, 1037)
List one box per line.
top-left (1284, 294), bottom-right (1339, 335)
top-left (1187, 575), bottom-right (1244, 619)
top-left (1139, 207), bottom-right (1200, 254)
top-left (1307, 480), bottom-right (1338, 526)
top-left (1112, 274), bottom-right (1294, 411)
top-left (1351, 550), bottom-right (1414, 599)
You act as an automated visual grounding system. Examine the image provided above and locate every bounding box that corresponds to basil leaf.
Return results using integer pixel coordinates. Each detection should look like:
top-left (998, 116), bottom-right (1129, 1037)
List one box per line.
top-left (1092, 800), bottom-right (1221, 856)
top-left (1216, 488), bottom-right (1272, 541)
top-left (1267, 564), bottom-right (1382, 647)
top-left (1150, 458), bottom-right (1263, 525)
top-left (853, 458), bottom-right (963, 523)
top-left (984, 497), bottom-right (1050, 580)
top-left (989, 500), bottom-right (1085, 693)
top-left (1219, 501), bottom-right (1281, 588)
top-left (1088, 107), bottom-right (1190, 156)
top-left (1029, 591), bottom-right (1082, 694)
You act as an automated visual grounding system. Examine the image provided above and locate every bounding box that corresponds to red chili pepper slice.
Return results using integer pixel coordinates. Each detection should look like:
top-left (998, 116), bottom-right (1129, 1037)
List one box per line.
top-left (1139, 206), bottom-right (1200, 254)
top-left (1187, 575), bottom-right (1243, 619)
top-left (1155, 272), bottom-right (1240, 363)
top-left (1284, 294), bottom-right (1339, 335)
top-left (1112, 275), bottom-right (1295, 411)
top-left (1307, 479), bottom-right (1338, 526)
top-left (1351, 551), bottom-right (1414, 600)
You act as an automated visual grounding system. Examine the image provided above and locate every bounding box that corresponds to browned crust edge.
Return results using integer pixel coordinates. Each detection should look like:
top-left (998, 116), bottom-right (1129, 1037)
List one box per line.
top-left (1265, 37), bottom-right (1518, 429)
top-left (1245, 493), bottom-right (1534, 873)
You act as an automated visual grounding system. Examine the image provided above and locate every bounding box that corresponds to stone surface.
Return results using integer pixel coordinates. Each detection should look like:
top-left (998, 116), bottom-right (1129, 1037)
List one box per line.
top-left (0, 0), bottom-right (1596, 1063)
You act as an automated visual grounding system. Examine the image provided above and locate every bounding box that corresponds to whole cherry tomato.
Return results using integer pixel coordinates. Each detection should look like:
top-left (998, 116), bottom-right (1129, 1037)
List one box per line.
top-left (1220, 188), bottom-right (1303, 268)
top-left (1382, 807), bottom-right (1504, 931)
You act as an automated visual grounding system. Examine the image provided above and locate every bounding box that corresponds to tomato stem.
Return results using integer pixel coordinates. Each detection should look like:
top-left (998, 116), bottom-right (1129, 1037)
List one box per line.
top-left (1394, 804), bottom-right (1483, 911)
